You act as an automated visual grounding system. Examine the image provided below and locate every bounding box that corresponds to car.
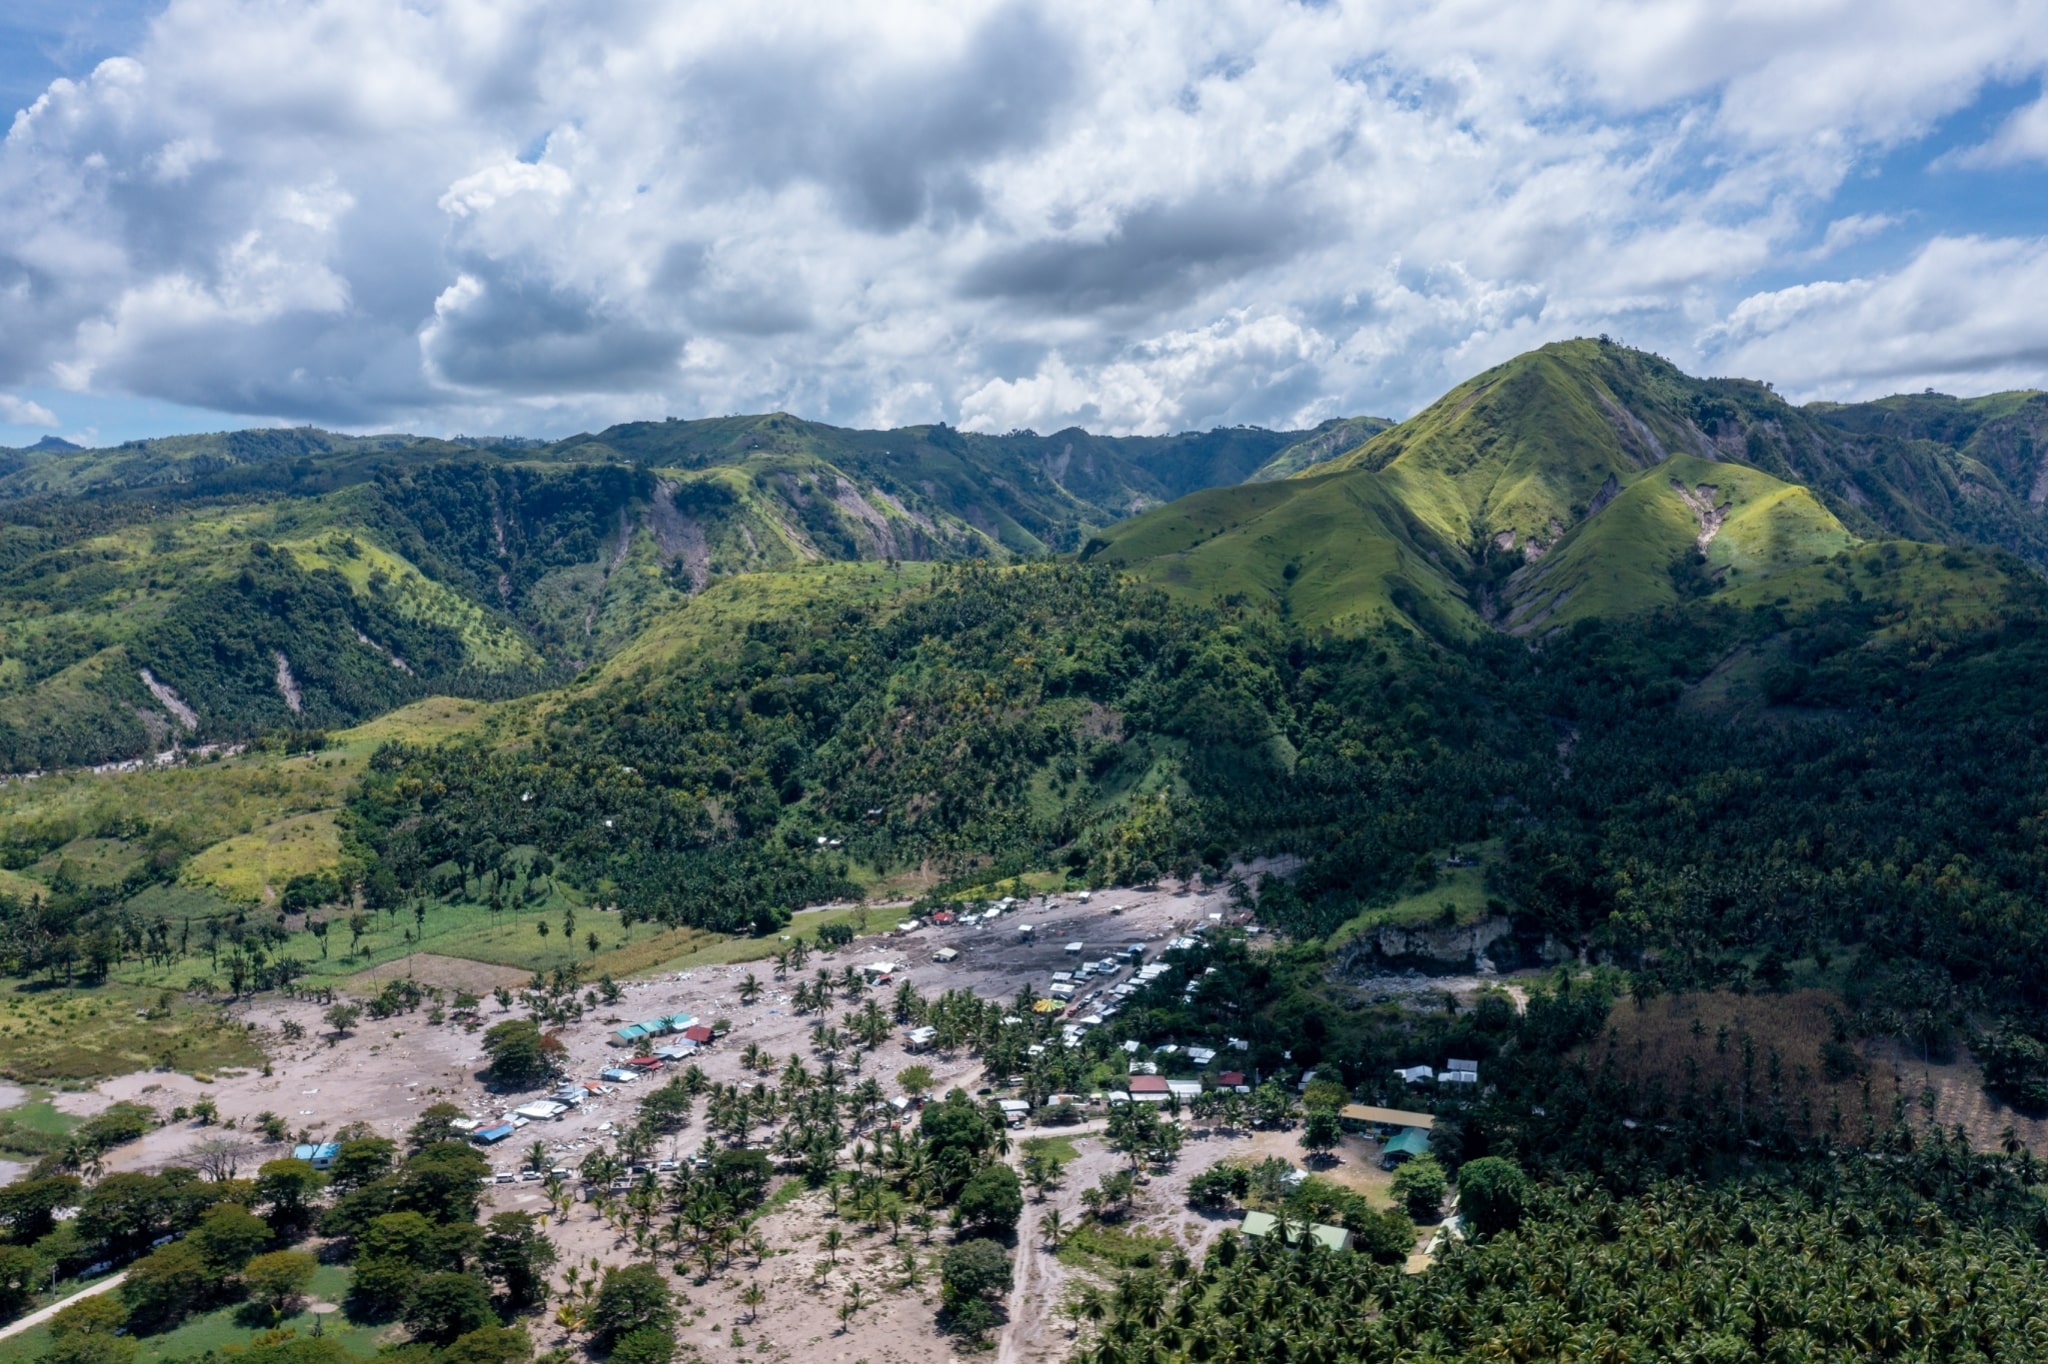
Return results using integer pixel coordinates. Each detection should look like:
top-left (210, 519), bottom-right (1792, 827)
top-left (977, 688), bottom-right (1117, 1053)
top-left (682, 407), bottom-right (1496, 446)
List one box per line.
top-left (549, 1167), bottom-right (570, 1179)
top-left (656, 1158), bottom-right (678, 1172)
top-left (518, 1170), bottom-right (543, 1182)
top-left (494, 1172), bottom-right (515, 1183)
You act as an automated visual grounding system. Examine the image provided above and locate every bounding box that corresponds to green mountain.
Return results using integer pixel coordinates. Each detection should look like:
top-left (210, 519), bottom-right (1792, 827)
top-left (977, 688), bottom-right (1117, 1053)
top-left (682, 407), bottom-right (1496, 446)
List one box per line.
top-left (1091, 339), bottom-right (2042, 636)
top-left (0, 417), bottom-right (1302, 771)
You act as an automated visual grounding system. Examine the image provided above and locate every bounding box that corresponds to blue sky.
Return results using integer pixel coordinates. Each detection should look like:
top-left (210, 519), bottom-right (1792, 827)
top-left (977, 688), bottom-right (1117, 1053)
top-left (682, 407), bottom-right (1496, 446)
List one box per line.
top-left (2, 1), bottom-right (2046, 446)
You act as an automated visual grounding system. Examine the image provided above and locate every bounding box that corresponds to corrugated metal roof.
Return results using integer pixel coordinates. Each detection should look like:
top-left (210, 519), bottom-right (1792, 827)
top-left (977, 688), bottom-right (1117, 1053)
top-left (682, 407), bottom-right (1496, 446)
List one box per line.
top-left (1340, 1103), bottom-right (1437, 1129)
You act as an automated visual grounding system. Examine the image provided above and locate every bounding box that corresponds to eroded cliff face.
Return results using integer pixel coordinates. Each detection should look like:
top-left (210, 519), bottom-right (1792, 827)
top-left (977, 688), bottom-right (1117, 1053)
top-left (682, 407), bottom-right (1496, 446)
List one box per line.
top-left (1332, 916), bottom-right (1575, 977)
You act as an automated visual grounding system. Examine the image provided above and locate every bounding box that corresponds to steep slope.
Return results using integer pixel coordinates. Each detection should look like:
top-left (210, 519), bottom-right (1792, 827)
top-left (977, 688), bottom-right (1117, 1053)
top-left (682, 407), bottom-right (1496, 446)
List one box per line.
top-left (1247, 416), bottom-right (1395, 481)
top-left (0, 417), bottom-right (1306, 771)
top-left (1497, 455), bottom-right (1856, 632)
top-left (1081, 471), bottom-right (1480, 636)
top-left (1096, 340), bottom-right (2048, 640)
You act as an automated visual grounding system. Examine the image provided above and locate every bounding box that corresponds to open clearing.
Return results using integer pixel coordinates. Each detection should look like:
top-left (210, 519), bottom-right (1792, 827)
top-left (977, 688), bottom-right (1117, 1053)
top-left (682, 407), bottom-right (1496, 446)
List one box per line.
top-left (77, 881), bottom-right (1283, 1364)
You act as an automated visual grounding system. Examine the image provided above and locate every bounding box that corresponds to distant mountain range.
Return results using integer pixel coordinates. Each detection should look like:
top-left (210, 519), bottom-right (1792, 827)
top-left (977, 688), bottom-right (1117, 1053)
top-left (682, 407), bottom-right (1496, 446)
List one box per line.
top-left (2, 340), bottom-right (2042, 770)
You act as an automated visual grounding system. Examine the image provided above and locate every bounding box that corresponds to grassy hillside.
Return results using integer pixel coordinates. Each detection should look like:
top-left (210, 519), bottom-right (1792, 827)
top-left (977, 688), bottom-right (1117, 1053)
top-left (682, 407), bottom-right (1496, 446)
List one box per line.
top-left (0, 419), bottom-right (1305, 772)
top-left (1247, 416), bottom-right (1395, 481)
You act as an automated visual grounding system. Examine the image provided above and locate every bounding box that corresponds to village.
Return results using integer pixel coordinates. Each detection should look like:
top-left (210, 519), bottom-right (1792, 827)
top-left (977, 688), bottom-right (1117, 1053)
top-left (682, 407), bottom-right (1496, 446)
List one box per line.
top-left (41, 879), bottom-right (1464, 1364)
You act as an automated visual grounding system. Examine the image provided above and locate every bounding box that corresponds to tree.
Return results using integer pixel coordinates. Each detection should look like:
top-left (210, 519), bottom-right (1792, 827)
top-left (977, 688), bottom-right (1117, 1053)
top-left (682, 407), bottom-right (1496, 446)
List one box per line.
top-left (191, 1201), bottom-right (270, 1276)
top-left (1040, 1208), bottom-right (1065, 1249)
top-left (323, 1002), bottom-right (362, 1041)
top-left (955, 1164), bottom-right (1023, 1235)
top-left (1391, 1155), bottom-right (1447, 1222)
top-left (393, 1143), bottom-right (490, 1224)
top-left (439, 1325), bottom-right (532, 1364)
top-left (403, 1272), bottom-right (496, 1346)
top-left (1300, 1108), bottom-right (1342, 1161)
top-left (0, 1244), bottom-right (40, 1319)
top-left (1456, 1156), bottom-right (1532, 1239)
top-left (409, 1103), bottom-right (467, 1153)
top-left (738, 1282), bottom-right (765, 1323)
top-left (0, 1175), bottom-right (81, 1241)
top-left (897, 1064), bottom-right (934, 1098)
top-left (587, 1262), bottom-right (674, 1349)
top-left (243, 1250), bottom-right (316, 1317)
top-left (739, 973), bottom-right (762, 1005)
top-left (50, 1296), bottom-right (127, 1342)
top-left (76, 1173), bottom-right (173, 1254)
top-left (941, 1239), bottom-right (1011, 1337)
top-left (46, 1296), bottom-right (133, 1364)
top-left (120, 1242), bottom-right (211, 1331)
top-left (479, 1212), bottom-right (557, 1310)
top-left (481, 1020), bottom-right (556, 1089)
top-left (327, 1137), bottom-right (396, 1193)
top-left (256, 1158), bottom-right (325, 1236)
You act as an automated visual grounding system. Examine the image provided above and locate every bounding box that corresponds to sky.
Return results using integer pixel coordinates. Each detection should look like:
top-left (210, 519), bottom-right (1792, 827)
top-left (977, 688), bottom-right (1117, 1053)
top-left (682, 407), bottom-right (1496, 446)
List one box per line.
top-left (2, 1), bottom-right (2046, 447)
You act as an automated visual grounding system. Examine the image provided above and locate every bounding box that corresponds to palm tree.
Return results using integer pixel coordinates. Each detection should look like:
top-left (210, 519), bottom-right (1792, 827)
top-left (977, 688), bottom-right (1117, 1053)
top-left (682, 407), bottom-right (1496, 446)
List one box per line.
top-left (823, 1228), bottom-right (843, 1265)
top-left (740, 973), bottom-right (762, 1006)
top-left (1042, 1208), bottom-right (1066, 1249)
top-left (526, 1140), bottom-right (551, 1174)
top-left (740, 1281), bottom-right (764, 1322)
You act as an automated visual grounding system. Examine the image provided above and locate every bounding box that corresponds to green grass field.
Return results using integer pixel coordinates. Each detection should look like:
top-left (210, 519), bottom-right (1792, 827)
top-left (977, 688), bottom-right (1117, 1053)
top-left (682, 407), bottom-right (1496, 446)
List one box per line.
top-left (0, 985), bottom-right (263, 1083)
top-left (1321, 847), bottom-right (1500, 953)
top-left (0, 1263), bottom-right (384, 1364)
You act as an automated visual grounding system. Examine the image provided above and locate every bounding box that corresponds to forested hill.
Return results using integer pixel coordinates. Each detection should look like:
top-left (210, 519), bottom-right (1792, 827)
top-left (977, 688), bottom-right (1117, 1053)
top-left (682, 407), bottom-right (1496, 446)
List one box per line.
top-left (1090, 340), bottom-right (2048, 636)
top-left (0, 418), bottom-right (1304, 771)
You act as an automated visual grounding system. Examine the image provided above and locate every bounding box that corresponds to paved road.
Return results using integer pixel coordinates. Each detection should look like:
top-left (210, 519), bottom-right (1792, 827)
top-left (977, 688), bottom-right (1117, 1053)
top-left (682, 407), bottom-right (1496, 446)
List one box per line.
top-left (0, 1274), bottom-right (127, 1342)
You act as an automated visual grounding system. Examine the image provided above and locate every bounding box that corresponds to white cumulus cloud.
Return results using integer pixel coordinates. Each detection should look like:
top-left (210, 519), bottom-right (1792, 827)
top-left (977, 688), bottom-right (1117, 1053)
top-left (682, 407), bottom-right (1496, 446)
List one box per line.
top-left (0, 0), bottom-right (2043, 437)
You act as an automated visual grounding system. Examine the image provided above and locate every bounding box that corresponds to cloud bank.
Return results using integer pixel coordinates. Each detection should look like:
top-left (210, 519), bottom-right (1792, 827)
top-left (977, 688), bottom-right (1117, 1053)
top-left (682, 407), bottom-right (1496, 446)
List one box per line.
top-left (2, 0), bottom-right (2046, 438)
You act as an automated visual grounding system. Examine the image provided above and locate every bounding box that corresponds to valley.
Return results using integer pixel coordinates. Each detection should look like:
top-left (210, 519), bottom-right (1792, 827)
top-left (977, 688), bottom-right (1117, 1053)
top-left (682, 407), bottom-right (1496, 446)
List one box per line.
top-left (4, 342), bottom-right (2048, 1364)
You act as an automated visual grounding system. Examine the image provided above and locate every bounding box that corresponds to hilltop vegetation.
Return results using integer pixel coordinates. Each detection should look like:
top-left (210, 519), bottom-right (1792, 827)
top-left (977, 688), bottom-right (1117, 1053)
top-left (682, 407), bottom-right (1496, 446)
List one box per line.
top-left (0, 418), bottom-right (1301, 771)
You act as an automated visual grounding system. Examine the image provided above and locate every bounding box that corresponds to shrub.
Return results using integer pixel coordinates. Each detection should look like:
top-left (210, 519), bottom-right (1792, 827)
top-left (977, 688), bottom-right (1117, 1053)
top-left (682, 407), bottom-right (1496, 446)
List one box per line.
top-left (607, 1327), bottom-right (674, 1364)
top-left (1390, 1156), bottom-right (1447, 1222)
top-left (1456, 1156), bottom-right (1532, 1239)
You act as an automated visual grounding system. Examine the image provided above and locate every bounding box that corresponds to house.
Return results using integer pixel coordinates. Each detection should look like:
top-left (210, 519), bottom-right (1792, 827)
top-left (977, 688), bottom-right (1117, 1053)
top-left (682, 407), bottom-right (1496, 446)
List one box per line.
top-left (513, 1101), bottom-right (566, 1122)
top-left (1215, 1071), bottom-right (1250, 1092)
top-left (1065, 941), bottom-right (1086, 955)
top-left (1166, 1079), bottom-right (1203, 1101)
top-left (681, 1024), bottom-right (714, 1045)
top-left (996, 1099), bottom-right (1031, 1126)
top-left (626, 1055), bottom-right (664, 1070)
top-left (1338, 1104), bottom-right (1436, 1130)
top-left (665, 1014), bottom-right (697, 1033)
top-left (470, 1124), bottom-right (516, 1146)
top-left (291, 1142), bottom-right (339, 1170)
top-left (612, 1024), bottom-right (647, 1046)
top-left (862, 961), bottom-right (899, 982)
top-left (905, 1025), bottom-right (938, 1049)
top-left (1128, 1075), bottom-right (1172, 1104)
top-left (1380, 1127), bottom-right (1432, 1168)
top-left (654, 1044), bottom-right (696, 1061)
top-left (1394, 1065), bottom-right (1435, 1085)
top-left (932, 948), bottom-right (959, 963)
top-left (1239, 1210), bottom-right (1353, 1253)
top-left (1186, 1046), bottom-right (1217, 1067)
top-left (1439, 1070), bottom-right (1479, 1087)
top-left (1445, 1058), bottom-right (1479, 1076)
